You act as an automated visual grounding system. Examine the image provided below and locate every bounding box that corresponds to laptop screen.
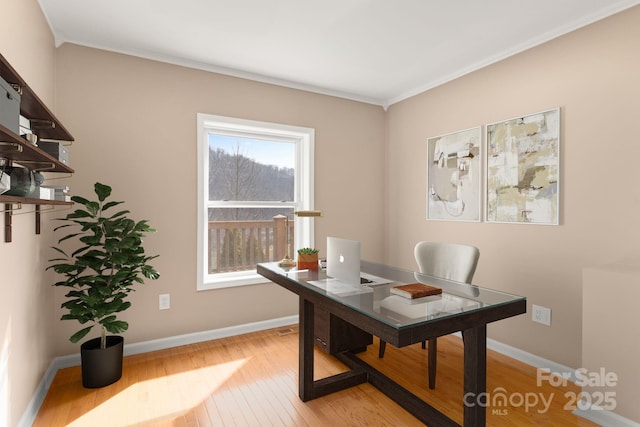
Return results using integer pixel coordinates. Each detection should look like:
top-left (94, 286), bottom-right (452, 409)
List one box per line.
top-left (326, 237), bottom-right (361, 285)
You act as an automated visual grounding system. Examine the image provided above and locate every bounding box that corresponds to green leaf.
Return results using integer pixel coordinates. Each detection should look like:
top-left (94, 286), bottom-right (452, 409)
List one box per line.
top-left (69, 326), bottom-right (94, 343)
top-left (58, 233), bottom-right (85, 244)
top-left (142, 265), bottom-right (160, 280)
top-left (70, 195), bottom-right (90, 206)
top-left (72, 246), bottom-right (99, 259)
top-left (66, 209), bottom-right (93, 219)
top-left (101, 318), bottom-right (129, 334)
top-left (106, 210), bottom-right (129, 220)
top-left (102, 200), bottom-right (123, 211)
top-left (52, 223), bottom-right (75, 232)
top-left (136, 222), bottom-right (156, 233)
top-left (49, 263), bottom-right (79, 274)
top-left (86, 201), bottom-right (100, 216)
top-left (66, 290), bottom-right (87, 299)
top-left (95, 182), bottom-right (112, 201)
top-left (79, 234), bottom-right (102, 246)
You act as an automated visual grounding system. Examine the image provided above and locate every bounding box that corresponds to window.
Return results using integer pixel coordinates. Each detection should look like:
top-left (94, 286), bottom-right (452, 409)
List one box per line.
top-left (197, 114), bottom-right (315, 290)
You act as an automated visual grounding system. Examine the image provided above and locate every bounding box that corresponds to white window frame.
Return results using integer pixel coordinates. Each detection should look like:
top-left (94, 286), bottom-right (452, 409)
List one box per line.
top-left (197, 113), bottom-right (315, 290)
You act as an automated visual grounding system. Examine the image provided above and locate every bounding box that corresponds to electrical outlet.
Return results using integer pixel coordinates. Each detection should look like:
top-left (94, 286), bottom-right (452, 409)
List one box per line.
top-left (159, 294), bottom-right (170, 310)
top-left (532, 304), bottom-right (551, 326)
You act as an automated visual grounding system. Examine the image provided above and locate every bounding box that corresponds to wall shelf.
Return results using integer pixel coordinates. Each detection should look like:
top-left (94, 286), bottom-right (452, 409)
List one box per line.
top-left (2, 197), bottom-right (73, 242)
top-left (0, 53), bottom-right (75, 242)
top-left (0, 54), bottom-right (74, 141)
top-left (0, 123), bottom-right (74, 173)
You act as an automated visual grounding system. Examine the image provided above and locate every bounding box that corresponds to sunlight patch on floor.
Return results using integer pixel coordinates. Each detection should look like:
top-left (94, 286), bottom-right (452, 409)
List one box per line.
top-left (68, 358), bottom-right (249, 426)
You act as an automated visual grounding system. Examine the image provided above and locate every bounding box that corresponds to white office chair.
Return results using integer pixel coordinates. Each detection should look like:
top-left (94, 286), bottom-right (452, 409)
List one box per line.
top-left (378, 241), bottom-right (480, 389)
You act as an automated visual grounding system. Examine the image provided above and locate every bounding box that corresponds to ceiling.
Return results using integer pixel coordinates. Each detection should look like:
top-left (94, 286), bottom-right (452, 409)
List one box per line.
top-left (38, 0), bottom-right (639, 108)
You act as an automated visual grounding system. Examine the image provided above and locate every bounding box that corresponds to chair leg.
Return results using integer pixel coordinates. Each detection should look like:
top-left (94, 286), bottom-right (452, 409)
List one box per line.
top-left (378, 340), bottom-right (387, 358)
top-left (382, 338), bottom-right (436, 388)
top-left (428, 338), bottom-right (437, 389)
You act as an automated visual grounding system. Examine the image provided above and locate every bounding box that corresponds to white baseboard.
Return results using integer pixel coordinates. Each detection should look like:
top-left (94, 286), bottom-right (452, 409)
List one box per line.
top-left (574, 406), bottom-right (640, 427)
top-left (485, 335), bottom-right (579, 382)
top-left (51, 315), bottom-right (300, 370)
top-left (482, 334), bottom-right (639, 427)
top-left (20, 318), bottom-right (639, 427)
top-left (450, 331), bottom-right (580, 381)
top-left (18, 315), bottom-right (299, 427)
top-left (17, 361), bottom-right (60, 427)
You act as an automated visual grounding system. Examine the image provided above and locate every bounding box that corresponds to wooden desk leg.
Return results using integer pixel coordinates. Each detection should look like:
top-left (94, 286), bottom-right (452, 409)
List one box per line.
top-left (299, 297), bottom-right (315, 401)
top-left (428, 337), bottom-right (437, 389)
top-left (462, 325), bottom-right (487, 427)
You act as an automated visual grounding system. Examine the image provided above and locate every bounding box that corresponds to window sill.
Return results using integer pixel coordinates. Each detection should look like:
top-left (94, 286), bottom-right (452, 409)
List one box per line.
top-left (197, 272), bottom-right (270, 291)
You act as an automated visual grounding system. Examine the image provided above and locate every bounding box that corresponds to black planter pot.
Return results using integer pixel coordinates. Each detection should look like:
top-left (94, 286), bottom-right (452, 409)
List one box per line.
top-left (80, 336), bottom-right (124, 388)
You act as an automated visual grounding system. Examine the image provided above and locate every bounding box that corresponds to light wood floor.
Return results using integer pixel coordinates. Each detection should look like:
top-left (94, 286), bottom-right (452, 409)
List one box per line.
top-left (34, 325), bottom-right (599, 426)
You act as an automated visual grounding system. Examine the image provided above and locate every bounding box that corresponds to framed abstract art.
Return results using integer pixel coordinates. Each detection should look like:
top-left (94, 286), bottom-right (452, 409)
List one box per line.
top-left (427, 126), bottom-right (482, 221)
top-left (486, 108), bottom-right (560, 225)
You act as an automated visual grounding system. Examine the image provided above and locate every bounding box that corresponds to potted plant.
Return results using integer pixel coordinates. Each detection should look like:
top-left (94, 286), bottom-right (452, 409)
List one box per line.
top-left (297, 247), bottom-right (319, 270)
top-left (47, 182), bottom-right (160, 388)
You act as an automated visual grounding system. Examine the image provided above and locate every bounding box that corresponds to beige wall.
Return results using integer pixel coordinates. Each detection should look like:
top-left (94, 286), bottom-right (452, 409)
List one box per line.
top-left (0, 1), bottom-right (57, 425)
top-left (385, 5), bottom-right (640, 368)
top-left (583, 263), bottom-right (640, 422)
top-left (52, 44), bottom-right (386, 356)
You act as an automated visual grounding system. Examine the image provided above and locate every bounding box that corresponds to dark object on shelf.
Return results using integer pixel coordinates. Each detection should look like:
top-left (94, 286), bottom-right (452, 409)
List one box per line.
top-left (4, 166), bottom-right (36, 196)
top-left (0, 75), bottom-right (20, 135)
top-left (38, 141), bottom-right (69, 165)
top-left (0, 160), bottom-right (9, 195)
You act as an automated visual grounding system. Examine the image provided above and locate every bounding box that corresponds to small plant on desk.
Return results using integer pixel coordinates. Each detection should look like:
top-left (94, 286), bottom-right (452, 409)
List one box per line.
top-left (297, 248), bottom-right (319, 270)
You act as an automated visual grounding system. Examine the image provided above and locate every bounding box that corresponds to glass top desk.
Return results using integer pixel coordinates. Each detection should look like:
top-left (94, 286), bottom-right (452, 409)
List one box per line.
top-left (257, 261), bottom-right (526, 427)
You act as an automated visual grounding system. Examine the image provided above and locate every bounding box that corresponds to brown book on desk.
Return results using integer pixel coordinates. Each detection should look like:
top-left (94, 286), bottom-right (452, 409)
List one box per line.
top-left (391, 283), bottom-right (442, 299)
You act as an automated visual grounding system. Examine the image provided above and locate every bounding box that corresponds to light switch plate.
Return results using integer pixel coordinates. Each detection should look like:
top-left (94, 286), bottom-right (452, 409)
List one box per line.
top-left (532, 304), bottom-right (551, 326)
top-left (159, 294), bottom-right (170, 310)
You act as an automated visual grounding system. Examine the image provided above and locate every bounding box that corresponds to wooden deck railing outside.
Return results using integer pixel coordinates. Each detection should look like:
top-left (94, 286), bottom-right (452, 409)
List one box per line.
top-left (207, 214), bottom-right (294, 273)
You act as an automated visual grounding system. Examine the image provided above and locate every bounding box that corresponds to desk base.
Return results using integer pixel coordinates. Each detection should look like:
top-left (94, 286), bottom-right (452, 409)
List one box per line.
top-left (338, 351), bottom-right (459, 426)
top-left (299, 297), bottom-right (485, 427)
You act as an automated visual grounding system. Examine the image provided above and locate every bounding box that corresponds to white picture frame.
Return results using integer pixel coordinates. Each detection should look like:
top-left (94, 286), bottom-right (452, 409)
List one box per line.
top-left (427, 126), bottom-right (482, 222)
top-left (486, 108), bottom-right (560, 225)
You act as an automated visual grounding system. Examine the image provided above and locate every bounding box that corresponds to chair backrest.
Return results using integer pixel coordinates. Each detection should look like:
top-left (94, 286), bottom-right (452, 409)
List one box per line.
top-left (414, 241), bottom-right (479, 283)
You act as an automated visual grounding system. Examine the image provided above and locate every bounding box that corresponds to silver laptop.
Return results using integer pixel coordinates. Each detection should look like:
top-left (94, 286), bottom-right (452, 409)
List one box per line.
top-left (327, 237), bottom-right (361, 285)
top-left (326, 237), bottom-right (392, 286)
